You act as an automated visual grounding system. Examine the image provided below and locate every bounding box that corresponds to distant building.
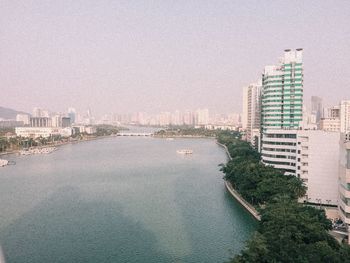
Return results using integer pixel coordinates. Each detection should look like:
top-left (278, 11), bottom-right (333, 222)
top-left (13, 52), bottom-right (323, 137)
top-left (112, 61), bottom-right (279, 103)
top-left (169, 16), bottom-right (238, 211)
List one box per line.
top-left (311, 96), bottom-right (323, 125)
top-left (67, 107), bottom-right (76, 124)
top-left (16, 114), bottom-right (30, 125)
top-left (15, 127), bottom-right (72, 138)
top-left (340, 100), bottom-right (350, 133)
top-left (30, 117), bottom-right (52, 127)
top-left (195, 108), bottom-right (209, 125)
top-left (324, 106), bottom-right (340, 118)
top-left (320, 117), bottom-right (340, 132)
top-left (51, 115), bottom-right (62, 127)
top-left (62, 117), bottom-right (71, 128)
top-left (242, 81), bottom-right (261, 147)
top-left (0, 120), bottom-right (24, 128)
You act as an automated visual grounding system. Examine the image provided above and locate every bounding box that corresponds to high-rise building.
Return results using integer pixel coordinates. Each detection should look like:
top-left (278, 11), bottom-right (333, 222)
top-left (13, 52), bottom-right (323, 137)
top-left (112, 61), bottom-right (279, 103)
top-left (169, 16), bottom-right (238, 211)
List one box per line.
top-left (311, 96), bottom-right (323, 125)
top-left (260, 49), bottom-right (304, 173)
top-left (261, 49), bottom-right (303, 131)
top-left (68, 107), bottom-right (76, 124)
top-left (242, 81), bottom-right (261, 147)
top-left (340, 100), bottom-right (350, 133)
top-left (195, 108), bottom-right (209, 125)
top-left (242, 88), bottom-right (248, 129)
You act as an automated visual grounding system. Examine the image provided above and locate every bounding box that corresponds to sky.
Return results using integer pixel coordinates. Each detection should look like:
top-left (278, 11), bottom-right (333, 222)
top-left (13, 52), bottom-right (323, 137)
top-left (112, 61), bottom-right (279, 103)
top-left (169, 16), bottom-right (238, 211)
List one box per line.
top-left (1, 0), bottom-right (350, 116)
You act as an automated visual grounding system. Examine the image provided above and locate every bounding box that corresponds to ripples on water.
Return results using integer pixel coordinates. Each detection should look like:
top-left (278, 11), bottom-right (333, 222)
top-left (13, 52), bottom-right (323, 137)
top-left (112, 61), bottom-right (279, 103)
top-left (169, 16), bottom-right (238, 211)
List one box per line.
top-left (0, 137), bottom-right (256, 263)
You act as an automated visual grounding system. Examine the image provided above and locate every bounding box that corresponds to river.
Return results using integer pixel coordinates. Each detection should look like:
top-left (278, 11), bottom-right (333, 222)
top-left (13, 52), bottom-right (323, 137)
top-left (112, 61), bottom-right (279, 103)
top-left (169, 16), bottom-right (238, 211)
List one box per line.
top-left (0, 137), bottom-right (256, 263)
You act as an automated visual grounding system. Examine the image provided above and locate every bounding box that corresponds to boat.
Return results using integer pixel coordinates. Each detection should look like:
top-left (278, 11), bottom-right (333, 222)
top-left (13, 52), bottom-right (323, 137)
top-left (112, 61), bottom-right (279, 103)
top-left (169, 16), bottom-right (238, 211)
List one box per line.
top-left (166, 138), bottom-right (174, 141)
top-left (176, 149), bottom-right (193, 154)
top-left (0, 159), bottom-right (9, 167)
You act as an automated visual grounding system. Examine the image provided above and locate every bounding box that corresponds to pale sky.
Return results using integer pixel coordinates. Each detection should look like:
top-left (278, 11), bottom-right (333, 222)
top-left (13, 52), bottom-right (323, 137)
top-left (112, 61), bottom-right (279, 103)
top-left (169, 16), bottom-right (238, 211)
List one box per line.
top-left (1, 0), bottom-right (350, 116)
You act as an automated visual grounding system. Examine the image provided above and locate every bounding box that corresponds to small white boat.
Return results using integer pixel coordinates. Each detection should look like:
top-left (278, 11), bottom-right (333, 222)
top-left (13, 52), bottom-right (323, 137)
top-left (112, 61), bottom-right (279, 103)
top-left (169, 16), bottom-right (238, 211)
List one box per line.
top-left (166, 138), bottom-right (174, 141)
top-left (176, 149), bottom-right (193, 154)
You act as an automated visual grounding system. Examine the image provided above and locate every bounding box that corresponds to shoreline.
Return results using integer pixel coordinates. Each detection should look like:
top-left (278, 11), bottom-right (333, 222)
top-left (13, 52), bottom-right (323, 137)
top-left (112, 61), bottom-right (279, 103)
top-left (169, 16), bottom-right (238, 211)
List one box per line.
top-left (154, 135), bottom-right (216, 139)
top-left (217, 141), bottom-right (261, 221)
top-left (0, 134), bottom-right (115, 157)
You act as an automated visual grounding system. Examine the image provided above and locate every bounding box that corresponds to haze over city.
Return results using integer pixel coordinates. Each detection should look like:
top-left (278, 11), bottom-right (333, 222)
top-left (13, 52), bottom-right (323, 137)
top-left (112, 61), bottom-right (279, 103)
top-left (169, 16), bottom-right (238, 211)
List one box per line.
top-left (1, 0), bottom-right (349, 116)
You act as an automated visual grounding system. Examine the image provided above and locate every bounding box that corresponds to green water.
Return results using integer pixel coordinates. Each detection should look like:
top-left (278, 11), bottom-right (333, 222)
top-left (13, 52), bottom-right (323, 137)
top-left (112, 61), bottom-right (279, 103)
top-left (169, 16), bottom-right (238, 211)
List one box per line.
top-left (0, 137), bottom-right (256, 263)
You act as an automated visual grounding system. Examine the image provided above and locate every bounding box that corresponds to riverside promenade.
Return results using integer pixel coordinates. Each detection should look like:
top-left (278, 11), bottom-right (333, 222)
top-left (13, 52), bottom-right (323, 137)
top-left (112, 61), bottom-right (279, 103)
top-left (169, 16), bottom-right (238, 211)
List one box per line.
top-left (217, 141), bottom-right (261, 221)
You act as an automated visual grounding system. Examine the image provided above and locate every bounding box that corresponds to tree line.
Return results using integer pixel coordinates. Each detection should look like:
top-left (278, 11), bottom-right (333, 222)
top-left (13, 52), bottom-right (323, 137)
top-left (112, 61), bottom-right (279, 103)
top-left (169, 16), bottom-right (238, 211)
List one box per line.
top-left (218, 131), bottom-right (350, 262)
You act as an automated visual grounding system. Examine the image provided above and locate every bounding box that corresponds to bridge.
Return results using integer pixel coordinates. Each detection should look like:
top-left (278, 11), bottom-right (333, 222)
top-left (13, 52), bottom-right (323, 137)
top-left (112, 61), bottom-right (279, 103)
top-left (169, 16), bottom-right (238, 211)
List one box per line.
top-left (117, 132), bottom-right (153, 137)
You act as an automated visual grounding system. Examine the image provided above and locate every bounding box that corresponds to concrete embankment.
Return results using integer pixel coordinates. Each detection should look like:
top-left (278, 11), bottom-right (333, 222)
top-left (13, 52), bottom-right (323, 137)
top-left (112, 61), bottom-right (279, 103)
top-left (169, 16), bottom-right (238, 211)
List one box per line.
top-left (217, 141), bottom-right (261, 221)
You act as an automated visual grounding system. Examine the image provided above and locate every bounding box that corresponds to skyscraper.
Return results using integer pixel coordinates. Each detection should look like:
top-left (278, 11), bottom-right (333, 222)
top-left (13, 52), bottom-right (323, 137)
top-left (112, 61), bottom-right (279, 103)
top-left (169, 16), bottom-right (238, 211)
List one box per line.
top-left (261, 49), bottom-right (303, 130)
top-left (260, 49), bottom-right (304, 175)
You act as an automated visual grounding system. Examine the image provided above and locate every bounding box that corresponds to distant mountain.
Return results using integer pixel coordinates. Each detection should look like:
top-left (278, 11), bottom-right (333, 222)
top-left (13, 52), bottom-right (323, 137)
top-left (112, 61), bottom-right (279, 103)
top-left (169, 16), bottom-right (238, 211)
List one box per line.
top-left (0, 106), bottom-right (29, 120)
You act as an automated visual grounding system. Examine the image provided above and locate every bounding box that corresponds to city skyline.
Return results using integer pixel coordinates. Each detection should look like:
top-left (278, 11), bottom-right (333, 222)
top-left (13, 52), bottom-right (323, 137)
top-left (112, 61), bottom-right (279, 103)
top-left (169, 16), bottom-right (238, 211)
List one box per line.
top-left (1, 1), bottom-right (350, 115)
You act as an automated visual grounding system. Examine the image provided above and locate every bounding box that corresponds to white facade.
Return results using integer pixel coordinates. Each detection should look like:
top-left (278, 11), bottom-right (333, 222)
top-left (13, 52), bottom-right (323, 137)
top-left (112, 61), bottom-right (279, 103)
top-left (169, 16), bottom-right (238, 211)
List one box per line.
top-left (243, 81), bottom-right (261, 146)
top-left (338, 132), bottom-right (350, 225)
top-left (340, 100), bottom-right (350, 133)
top-left (16, 114), bottom-right (30, 125)
top-left (262, 129), bottom-right (340, 205)
top-left (15, 127), bottom-right (72, 138)
top-left (296, 130), bottom-right (340, 206)
top-left (261, 129), bottom-right (298, 175)
top-left (320, 117), bottom-right (340, 132)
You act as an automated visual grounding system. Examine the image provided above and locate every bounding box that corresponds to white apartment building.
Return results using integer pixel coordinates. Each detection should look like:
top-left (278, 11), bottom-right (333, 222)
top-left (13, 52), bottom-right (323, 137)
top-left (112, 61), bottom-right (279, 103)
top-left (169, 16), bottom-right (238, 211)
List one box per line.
top-left (242, 81), bottom-right (261, 147)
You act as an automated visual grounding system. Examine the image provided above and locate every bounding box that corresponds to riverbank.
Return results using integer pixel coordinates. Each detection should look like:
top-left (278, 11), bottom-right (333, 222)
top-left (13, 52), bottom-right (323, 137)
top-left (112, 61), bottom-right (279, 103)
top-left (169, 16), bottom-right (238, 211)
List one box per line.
top-left (154, 135), bottom-right (216, 139)
top-left (0, 134), bottom-right (115, 157)
top-left (217, 140), bottom-right (261, 221)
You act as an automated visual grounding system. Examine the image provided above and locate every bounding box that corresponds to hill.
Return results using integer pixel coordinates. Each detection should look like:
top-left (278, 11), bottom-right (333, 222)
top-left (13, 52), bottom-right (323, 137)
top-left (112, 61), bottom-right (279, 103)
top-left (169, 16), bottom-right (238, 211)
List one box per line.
top-left (0, 106), bottom-right (29, 120)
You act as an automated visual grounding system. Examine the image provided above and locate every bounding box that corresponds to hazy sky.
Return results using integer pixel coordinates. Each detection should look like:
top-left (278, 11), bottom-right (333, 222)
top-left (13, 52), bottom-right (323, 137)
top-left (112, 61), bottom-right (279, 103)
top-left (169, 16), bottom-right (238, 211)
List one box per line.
top-left (1, 0), bottom-right (350, 116)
